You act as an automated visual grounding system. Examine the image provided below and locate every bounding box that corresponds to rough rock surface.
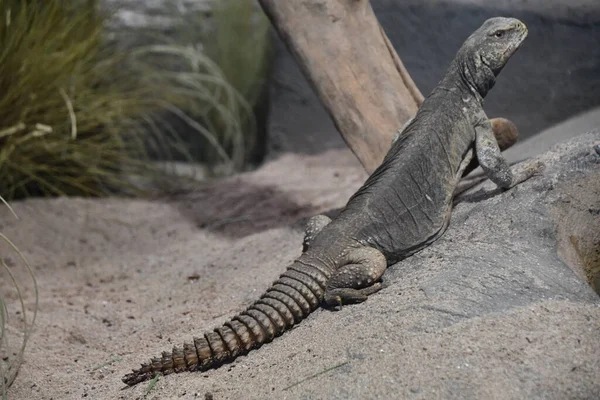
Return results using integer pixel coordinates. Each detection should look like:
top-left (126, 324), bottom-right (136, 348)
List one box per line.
top-left (504, 106), bottom-right (600, 164)
top-left (3, 130), bottom-right (600, 400)
top-left (266, 0), bottom-right (600, 157)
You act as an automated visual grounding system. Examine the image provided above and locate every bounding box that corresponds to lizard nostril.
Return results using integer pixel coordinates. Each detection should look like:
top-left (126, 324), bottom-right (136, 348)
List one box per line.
top-left (511, 21), bottom-right (525, 32)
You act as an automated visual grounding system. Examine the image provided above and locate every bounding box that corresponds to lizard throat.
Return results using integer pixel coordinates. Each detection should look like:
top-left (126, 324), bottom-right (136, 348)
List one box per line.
top-left (461, 57), bottom-right (495, 100)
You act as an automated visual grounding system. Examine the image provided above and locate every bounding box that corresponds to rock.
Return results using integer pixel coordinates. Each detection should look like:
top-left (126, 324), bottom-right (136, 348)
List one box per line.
top-left (3, 130), bottom-right (599, 399)
top-left (266, 0), bottom-right (600, 158)
top-left (504, 106), bottom-right (600, 164)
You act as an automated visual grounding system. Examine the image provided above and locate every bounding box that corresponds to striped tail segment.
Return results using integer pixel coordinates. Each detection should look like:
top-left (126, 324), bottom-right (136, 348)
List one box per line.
top-left (122, 261), bottom-right (330, 386)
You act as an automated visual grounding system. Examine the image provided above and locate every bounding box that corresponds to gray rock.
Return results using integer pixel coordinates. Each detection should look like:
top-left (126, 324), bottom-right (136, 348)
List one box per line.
top-left (266, 0), bottom-right (600, 158)
top-left (505, 106), bottom-right (600, 164)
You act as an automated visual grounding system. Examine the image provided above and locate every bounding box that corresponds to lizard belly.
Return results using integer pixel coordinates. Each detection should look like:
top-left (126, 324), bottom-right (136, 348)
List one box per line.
top-left (360, 197), bottom-right (452, 264)
top-left (346, 157), bottom-right (459, 264)
top-left (341, 102), bottom-right (473, 265)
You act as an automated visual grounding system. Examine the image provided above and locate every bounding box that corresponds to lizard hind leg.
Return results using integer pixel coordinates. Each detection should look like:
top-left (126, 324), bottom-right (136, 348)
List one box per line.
top-left (302, 214), bottom-right (332, 252)
top-left (323, 246), bottom-right (387, 309)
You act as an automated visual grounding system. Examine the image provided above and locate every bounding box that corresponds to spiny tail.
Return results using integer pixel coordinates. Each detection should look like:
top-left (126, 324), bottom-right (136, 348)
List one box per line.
top-left (122, 261), bottom-right (328, 386)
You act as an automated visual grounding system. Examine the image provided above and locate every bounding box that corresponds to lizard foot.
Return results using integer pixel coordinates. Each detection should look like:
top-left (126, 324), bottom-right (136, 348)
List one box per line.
top-left (323, 283), bottom-right (383, 310)
top-left (321, 246), bottom-right (387, 310)
top-left (509, 160), bottom-right (545, 188)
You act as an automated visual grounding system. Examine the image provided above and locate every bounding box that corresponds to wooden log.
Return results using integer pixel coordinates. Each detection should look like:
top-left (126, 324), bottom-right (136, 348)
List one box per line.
top-left (258, 0), bottom-right (421, 173)
top-left (258, 0), bottom-right (518, 174)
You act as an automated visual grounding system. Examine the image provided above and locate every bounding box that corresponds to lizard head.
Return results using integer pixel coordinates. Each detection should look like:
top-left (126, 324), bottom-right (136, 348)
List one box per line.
top-left (471, 17), bottom-right (528, 75)
top-left (456, 17), bottom-right (528, 96)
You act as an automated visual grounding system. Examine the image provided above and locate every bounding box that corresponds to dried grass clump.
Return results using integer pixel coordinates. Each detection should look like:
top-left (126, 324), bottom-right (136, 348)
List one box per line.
top-left (0, 0), bottom-right (260, 200)
top-left (128, 43), bottom-right (251, 173)
top-left (203, 0), bottom-right (271, 166)
top-left (0, 199), bottom-right (38, 398)
top-left (150, 0), bottom-right (272, 168)
top-left (0, 0), bottom-right (150, 199)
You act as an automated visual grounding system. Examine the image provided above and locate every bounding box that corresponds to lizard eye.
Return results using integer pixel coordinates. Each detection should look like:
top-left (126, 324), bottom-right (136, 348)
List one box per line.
top-left (494, 30), bottom-right (505, 38)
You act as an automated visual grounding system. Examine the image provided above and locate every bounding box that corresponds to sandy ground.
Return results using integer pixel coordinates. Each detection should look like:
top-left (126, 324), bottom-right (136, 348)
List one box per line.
top-left (1, 150), bottom-right (368, 400)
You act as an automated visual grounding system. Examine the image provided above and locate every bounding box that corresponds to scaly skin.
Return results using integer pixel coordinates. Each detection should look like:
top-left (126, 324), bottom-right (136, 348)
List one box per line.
top-left (462, 117), bottom-right (519, 177)
top-left (122, 17), bottom-right (542, 386)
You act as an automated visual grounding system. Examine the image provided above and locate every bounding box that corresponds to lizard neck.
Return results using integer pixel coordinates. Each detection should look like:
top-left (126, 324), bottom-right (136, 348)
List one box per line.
top-left (437, 55), bottom-right (496, 105)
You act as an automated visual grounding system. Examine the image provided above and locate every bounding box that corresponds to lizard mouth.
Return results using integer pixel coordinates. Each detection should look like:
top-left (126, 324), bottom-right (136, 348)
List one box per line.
top-left (479, 54), bottom-right (493, 70)
top-left (501, 23), bottom-right (528, 61)
top-left (513, 23), bottom-right (529, 49)
top-left (500, 30), bottom-right (528, 64)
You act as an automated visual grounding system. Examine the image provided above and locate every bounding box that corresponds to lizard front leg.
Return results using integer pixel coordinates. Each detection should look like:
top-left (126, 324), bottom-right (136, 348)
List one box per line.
top-left (475, 116), bottom-right (543, 189)
top-left (462, 117), bottom-right (519, 177)
top-left (323, 246), bottom-right (387, 308)
top-left (302, 214), bottom-right (332, 252)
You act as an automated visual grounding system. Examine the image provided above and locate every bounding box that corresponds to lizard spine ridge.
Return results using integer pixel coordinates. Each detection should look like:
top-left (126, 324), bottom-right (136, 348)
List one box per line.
top-left (122, 262), bottom-right (328, 386)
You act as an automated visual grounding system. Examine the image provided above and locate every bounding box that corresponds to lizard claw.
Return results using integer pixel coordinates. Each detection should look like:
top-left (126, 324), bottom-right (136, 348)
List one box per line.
top-left (528, 160), bottom-right (546, 176)
top-left (323, 294), bottom-right (344, 311)
top-left (511, 159), bottom-right (545, 186)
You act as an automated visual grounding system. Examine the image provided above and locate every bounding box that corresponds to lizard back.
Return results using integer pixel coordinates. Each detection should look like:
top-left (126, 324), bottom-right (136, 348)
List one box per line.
top-left (332, 90), bottom-right (477, 263)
